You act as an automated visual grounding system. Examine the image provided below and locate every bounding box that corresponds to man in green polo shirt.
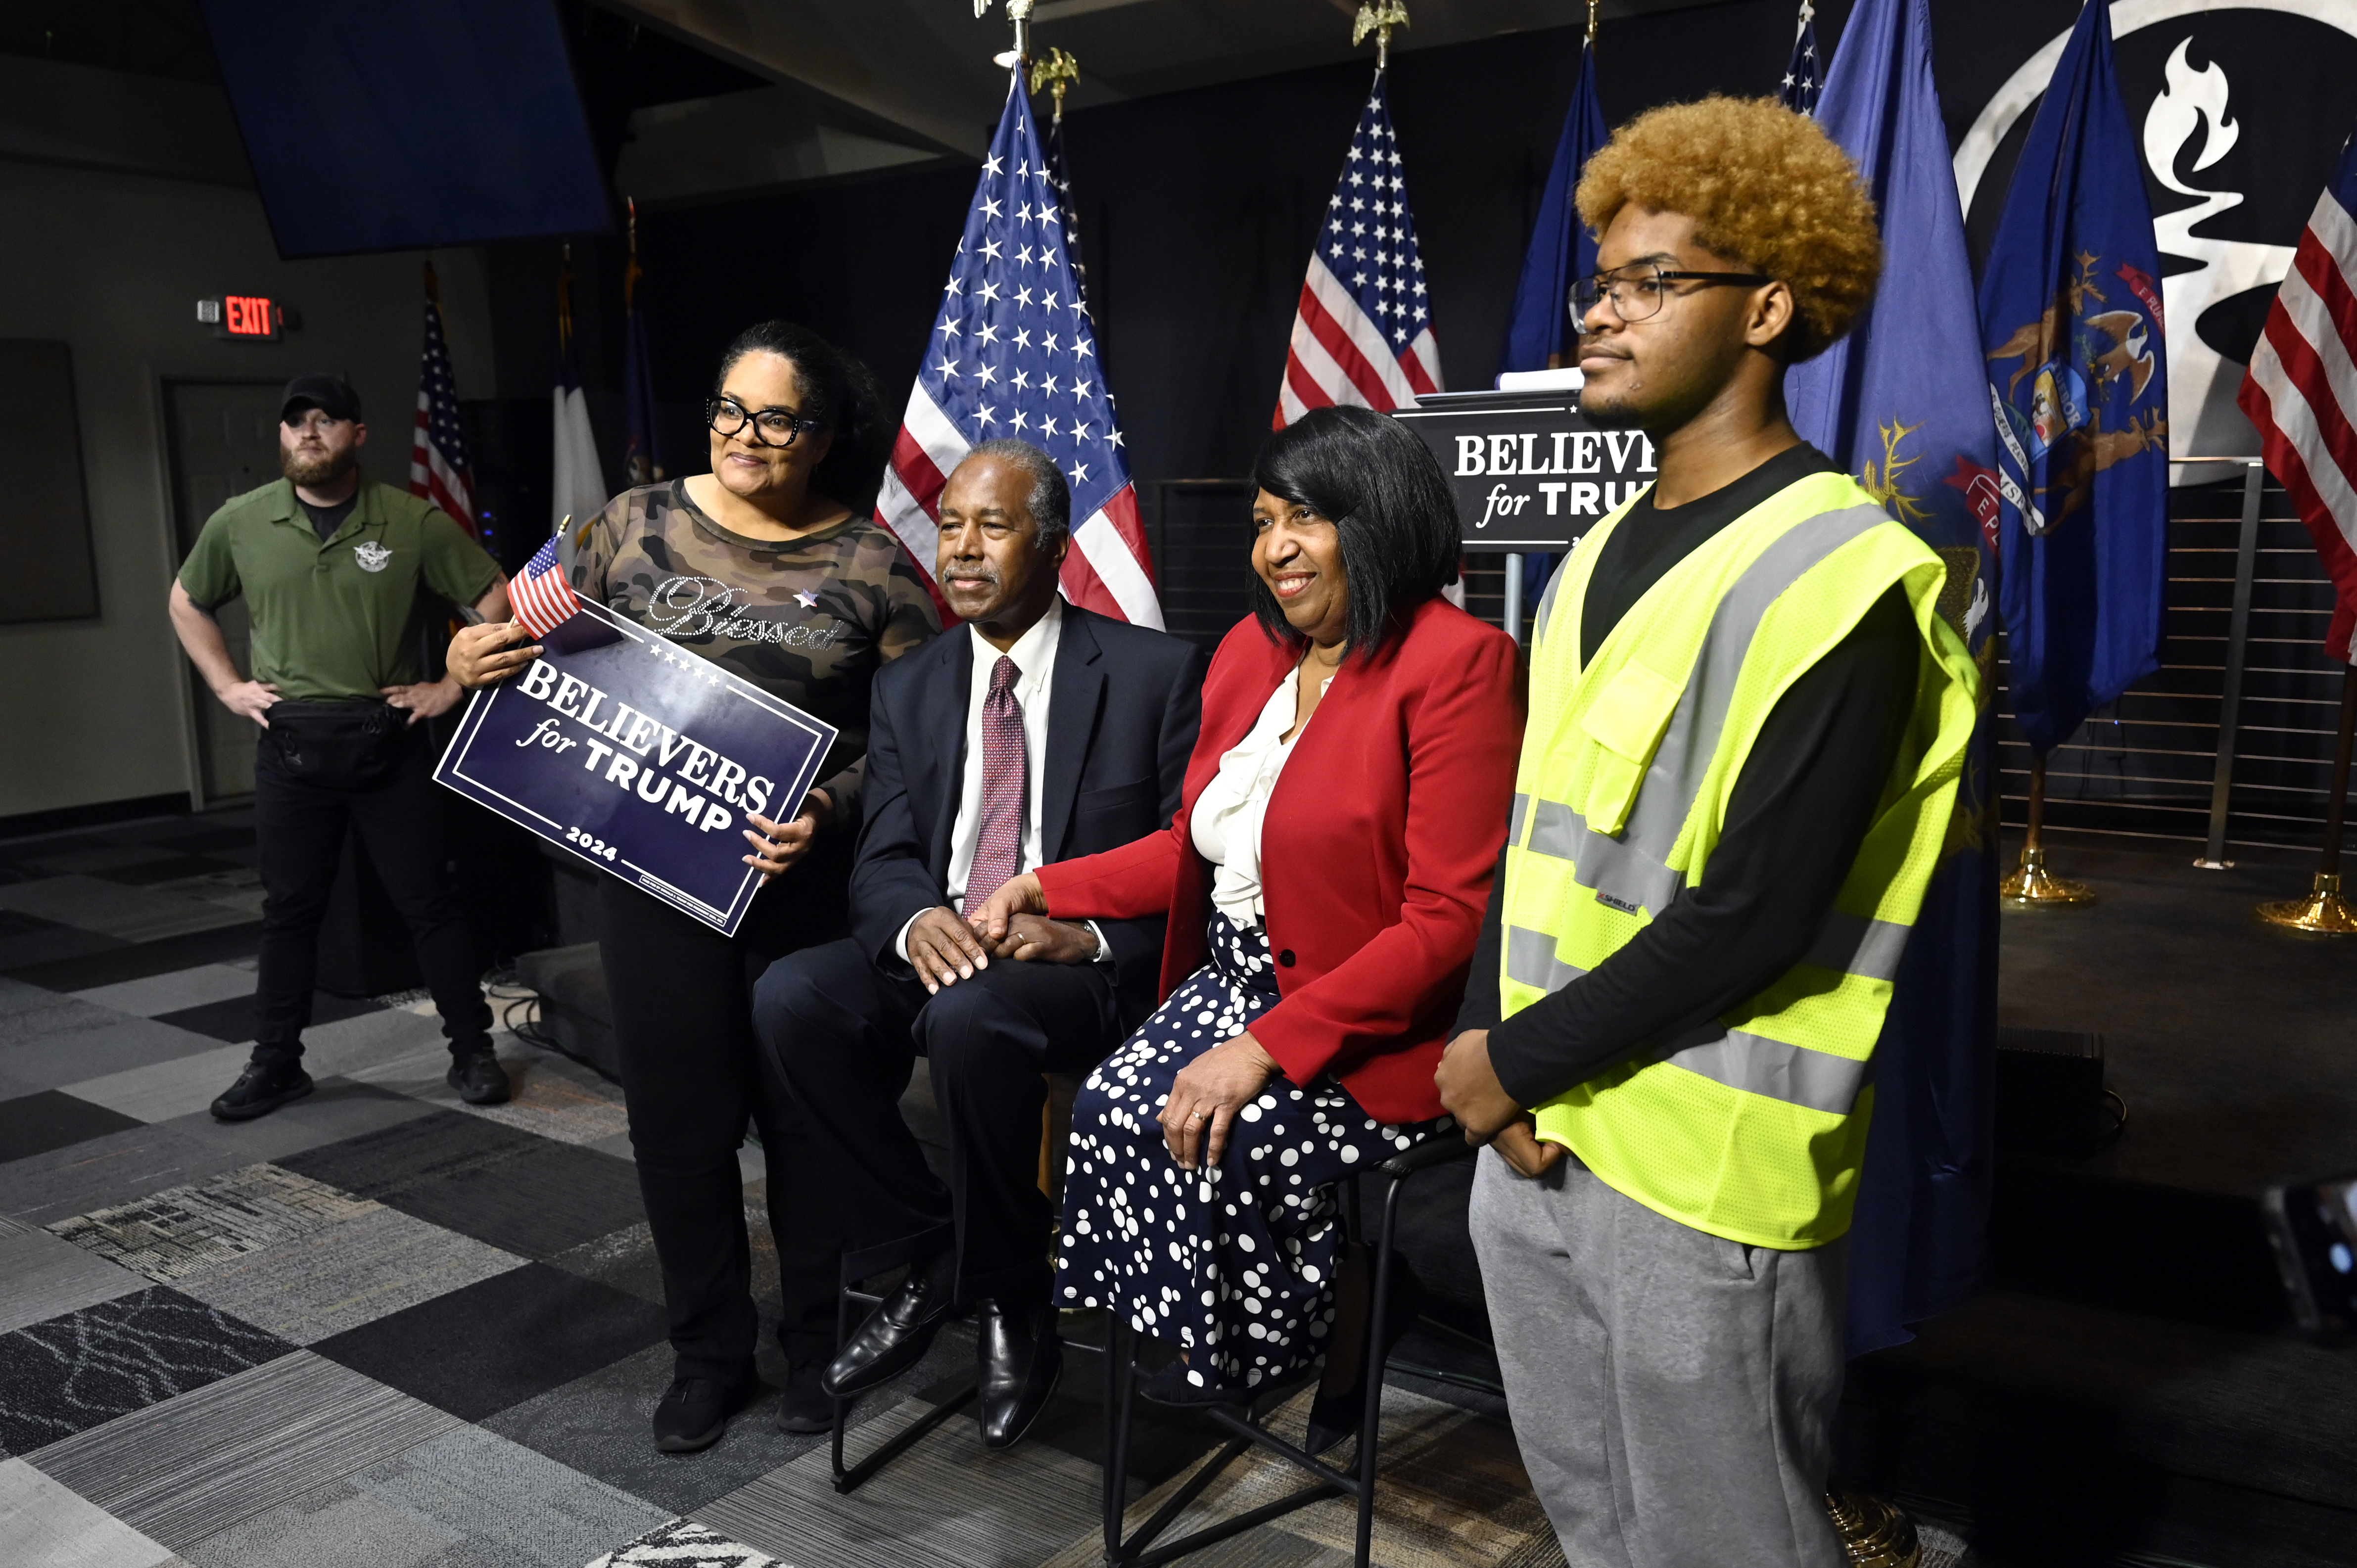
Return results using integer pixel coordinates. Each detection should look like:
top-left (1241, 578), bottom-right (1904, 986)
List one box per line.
top-left (171, 373), bottom-right (515, 1119)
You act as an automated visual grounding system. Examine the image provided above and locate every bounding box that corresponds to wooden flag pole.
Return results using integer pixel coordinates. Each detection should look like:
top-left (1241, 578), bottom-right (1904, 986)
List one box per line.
top-left (2000, 751), bottom-right (2095, 905)
top-left (2258, 664), bottom-right (2357, 934)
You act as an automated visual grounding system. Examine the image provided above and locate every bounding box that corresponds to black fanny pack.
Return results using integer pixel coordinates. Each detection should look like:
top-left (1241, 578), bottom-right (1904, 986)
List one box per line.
top-left (264, 698), bottom-right (408, 786)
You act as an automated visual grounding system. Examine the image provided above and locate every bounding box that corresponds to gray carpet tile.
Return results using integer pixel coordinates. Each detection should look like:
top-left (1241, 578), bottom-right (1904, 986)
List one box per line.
top-left (409, 1049), bottom-right (633, 1147)
top-left (0, 1453), bottom-right (181, 1568)
top-left (482, 1327), bottom-right (981, 1520)
top-left (0, 1227), bottom-right (145, 1335)
top-left (100, 856), bottom-right (251, 890)
top-left (72, 964), bottom-right (258, 1019)
top-left (271, 1107), bottom-right (551, 1201)
top-left (0, 1002), bottom-right (228, 1094)
top-left (150, 989), bottom-right (385, 1046)
top-left (365, 1137), bottom-right (647, 1260)
top-left (166, 1080), bottom-right (444, 1165)
top-left (0, 920), bottom-right (126, 970)
top-left (60, 1042), bottom-right (254, 1124)
top-left (697, 1394), bottom-right (1106, 1568)
top-left (589, 1518), bottom-right (783, 1568)
top-left (0, 1285), bottom-right (292, 1453)
top-left (47, 1162), bottom-right (379, 1281)
top-left (25, 1349), bottom-right (460, 1550)
top-left (0, 875), bottom-right (257, 944)
top-left (546, 1221), bottom-right (668, 1306)
top-left (0, 1089), bottom-right (145, 1160)
top-left (174, 1206), bottom-right (526, 1345)
top-left (311, 1262), bottom-right (666, 1423)
top-left (20, 844), bottom-right (198, 877)
top-left (0, 1122), bottom-right (253, 1231)
top-left (295, 1005), bottom-right (460, 1079)
top-left (175, 1419), bottom-right (667, 1568)
top-left (5, 922), bottom-right (265, 992)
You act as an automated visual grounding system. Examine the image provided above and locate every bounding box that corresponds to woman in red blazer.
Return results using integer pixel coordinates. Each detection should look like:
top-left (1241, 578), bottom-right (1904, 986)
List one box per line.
top-left (973, 407), bottom-right (1519, 1441)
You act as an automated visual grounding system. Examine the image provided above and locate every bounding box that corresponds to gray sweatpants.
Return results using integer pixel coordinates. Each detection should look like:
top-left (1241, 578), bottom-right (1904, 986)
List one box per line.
top-left (1468, 1146), bottom-right (1847, 1568)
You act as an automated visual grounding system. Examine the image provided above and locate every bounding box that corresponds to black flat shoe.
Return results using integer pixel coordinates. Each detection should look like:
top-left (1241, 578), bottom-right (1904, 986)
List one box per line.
top-left (1302, 1256), bottom-right (1427, 1456)
top-left (777, 1359), bottom-right (832, 1434)
top-left (446, 1050), bottom-right (511, 1106)
top-left (210, 1059), bottom-right (314, 1122)
top-left (975, 1298), bottom-right (1061, 1451)
top-left (653, 1373), bottom-right (754, 1454)
top-left (822, 1256), bottom-right (957, 1399)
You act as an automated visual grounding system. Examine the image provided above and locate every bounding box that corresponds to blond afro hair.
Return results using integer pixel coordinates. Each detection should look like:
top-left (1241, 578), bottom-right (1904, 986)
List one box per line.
top-left (1576, 96), bottom-right (1880, 361)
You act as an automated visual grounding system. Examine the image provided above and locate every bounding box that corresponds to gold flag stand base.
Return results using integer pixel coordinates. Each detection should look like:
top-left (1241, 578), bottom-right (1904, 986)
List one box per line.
top-left (1826, 1487), bottom-right (1922, 1568)
top-left (2257, 872), bottom-right (2357, 935)
top-left (2000, 845), bottom-right (2095, 905)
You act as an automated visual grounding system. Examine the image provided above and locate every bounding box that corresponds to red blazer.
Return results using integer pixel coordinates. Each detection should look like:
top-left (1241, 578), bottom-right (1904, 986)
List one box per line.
top-left (1035, 596), bottom-right (1521, 1124)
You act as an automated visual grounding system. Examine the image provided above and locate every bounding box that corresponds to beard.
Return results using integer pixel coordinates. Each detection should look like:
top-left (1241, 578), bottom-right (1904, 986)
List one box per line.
top-left (281, 444), bottom-right (354, 488)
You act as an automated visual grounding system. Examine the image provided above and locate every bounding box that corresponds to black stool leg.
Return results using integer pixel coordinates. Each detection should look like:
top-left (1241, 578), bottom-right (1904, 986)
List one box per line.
top-left (1355, 1173), bottom-right (1410, 1568)
top-left (829, 1265), bottom-right (855, 1485)
top-left (1103, 1310), bottom-right (1135, 1560)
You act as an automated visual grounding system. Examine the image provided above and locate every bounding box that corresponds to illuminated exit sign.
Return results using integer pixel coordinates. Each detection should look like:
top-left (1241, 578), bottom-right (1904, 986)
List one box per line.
top-left (195, 296), bottom-right (295, 341)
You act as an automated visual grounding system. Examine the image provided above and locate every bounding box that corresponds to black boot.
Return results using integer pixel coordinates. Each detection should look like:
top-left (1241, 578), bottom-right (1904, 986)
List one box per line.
top-left (210, 1055), bottom-right (314, 1122)
top-left (446, 1043), bottom-right (511, 1106)
top-left (652, 1371), bottom-right (755, 1454)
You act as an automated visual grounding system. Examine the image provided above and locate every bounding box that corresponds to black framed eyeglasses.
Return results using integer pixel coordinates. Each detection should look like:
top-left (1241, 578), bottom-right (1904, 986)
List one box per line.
top-left (1571, 264), bottom-right (1775, 323)
top-left (706, 397), bottom-right (826, 449)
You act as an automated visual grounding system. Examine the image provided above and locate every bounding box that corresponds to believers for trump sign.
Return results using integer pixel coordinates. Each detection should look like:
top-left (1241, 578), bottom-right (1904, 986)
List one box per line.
top-left (434, 601), bottom-right (836, 936)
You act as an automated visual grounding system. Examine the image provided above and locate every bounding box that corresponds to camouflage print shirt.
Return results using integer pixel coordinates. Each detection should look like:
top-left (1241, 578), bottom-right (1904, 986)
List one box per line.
top-left (572, 480), bottom-right (940, 825)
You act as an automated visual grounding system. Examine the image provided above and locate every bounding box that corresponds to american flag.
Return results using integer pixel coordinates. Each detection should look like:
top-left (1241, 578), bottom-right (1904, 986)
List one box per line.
top-left (409, 283), bottom-right (475, 533)
top-left (1274, 70), bottom-right (1441, 429)
top-left (2241, 130), bottom-right (2357, 663)
top-left (1780, 1), bottom-right (1823, 116)
top-left (509, 535), bottom-right (582, 642)
top-left (876, 79), bottom-right (1160, 627)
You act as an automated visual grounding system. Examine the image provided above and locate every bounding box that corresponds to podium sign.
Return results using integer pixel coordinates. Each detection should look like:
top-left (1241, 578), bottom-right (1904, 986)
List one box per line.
top-left (1391, 389), bottom-right (1657, 552)
top-left (434, 601), bottom-right (837, 937)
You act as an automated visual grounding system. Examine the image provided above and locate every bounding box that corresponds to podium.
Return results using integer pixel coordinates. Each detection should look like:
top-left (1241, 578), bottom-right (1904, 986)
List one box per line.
top-left (1390, 383), bottom-right (1655, 639)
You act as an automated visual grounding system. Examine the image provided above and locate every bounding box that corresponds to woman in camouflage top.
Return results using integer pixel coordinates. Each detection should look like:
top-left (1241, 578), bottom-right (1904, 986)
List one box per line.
top-left (453, 321), bottom-right (938, 1452)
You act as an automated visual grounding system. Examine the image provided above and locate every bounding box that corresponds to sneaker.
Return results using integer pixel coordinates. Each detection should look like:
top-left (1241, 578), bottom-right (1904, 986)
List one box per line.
top-left (210, 1058), bottom-right (314, 1122)
top-left (652, 1374), bottom-right (754, 1454)
top-left (777, 1360), bottom-right (833, 1434)
top-left (446, 1050), bottom-right (511, 1106)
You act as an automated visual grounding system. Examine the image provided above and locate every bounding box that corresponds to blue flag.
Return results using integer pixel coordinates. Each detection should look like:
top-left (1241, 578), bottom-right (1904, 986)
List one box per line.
top-left (1784, 0), bottom-right (2001, 1358)
top-left (1498, 36), bottom-right (1605, 376)
top-left (1978, 0), bottom-right (2169, 755)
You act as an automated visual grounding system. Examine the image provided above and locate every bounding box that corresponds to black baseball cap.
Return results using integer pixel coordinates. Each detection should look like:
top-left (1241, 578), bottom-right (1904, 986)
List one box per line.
top-left (281, 373), bottom-right (362, 424)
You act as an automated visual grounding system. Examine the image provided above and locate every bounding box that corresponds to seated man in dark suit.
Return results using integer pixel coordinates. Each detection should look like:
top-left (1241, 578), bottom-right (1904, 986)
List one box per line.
top-left (753, 438), bottom-right (1203, 1451)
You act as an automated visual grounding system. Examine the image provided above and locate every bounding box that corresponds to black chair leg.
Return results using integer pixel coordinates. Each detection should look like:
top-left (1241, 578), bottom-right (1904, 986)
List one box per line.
top-left (1103, 1311), bottom-right (1135, 1558)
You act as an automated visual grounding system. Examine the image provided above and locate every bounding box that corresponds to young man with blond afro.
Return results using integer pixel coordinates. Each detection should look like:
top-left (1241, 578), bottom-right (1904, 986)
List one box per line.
top-left (1437, 97), bottom-right (1979, 1565)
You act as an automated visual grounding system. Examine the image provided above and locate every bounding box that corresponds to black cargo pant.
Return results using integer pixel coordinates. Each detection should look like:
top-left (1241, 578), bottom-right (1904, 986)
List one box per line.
top-left (597, 866), bottom-right (845, 1381)
top-left (251, 732), bottom-right (493, 1065)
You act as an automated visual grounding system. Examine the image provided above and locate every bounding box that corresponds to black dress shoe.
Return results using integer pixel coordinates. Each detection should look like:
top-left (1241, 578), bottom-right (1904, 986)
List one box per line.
top-left (446, 1050), bottom-right (512, 1106)
top-left (822, 1257), bottom-right (957, 1398)
top-left (210, 1059), bottom-right (314, 1122)
top-left (776, 1359), bottom-right (832, 1434)
top-left (975, 1298), bottom-right (1061, 1451)
top-left (652, 1373), bottom-right (754, 1453)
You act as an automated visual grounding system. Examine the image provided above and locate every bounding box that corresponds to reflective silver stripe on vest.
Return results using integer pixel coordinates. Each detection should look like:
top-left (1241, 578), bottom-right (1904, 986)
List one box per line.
top-left (1519, 503), bottom-right (1891, 918)
top-left (1509, 791), bottom-right (1530, 844)
top-left (1505, 925), bottom-right (1588, 995)
top-left (1662, 1028), bottom-right (1871, 1116)
top-left (1532, 553), bottom-right (1572, 642)
top-left (1803, 910), bottom-right (1912, 983)
top-left (1528, 798), bottom-right (1683, 916)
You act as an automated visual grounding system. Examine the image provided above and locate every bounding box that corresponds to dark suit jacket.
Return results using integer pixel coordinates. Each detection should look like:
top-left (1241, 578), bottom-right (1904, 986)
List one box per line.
top-left (849, 602), bottom-right (1205, 1028)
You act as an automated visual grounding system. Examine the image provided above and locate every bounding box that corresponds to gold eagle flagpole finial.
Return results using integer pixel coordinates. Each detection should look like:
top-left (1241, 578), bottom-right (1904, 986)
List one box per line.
top-left (1031, 46), bottom-right (1079, 123)
top-left (1353, 1), bottom-right (1409, 70)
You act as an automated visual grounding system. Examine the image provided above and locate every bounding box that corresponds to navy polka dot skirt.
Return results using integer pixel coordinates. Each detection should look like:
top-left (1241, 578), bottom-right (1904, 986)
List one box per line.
top-left (1057, 914), bottom-right (1450, 1394)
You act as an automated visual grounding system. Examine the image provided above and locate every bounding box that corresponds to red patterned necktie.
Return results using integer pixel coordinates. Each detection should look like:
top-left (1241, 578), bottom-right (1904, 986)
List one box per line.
top-left (964, 654), bottom-right (1027, 909)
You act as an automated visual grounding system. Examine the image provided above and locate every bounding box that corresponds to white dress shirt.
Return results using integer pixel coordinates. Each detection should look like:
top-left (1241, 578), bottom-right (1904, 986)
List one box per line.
top-left (1190, 665), bottom-right (1327, 925)
top-left (895, 596), bottom-right (1109, 963)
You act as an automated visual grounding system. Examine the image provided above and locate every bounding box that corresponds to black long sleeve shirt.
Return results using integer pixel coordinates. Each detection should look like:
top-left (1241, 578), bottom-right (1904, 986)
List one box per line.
top-left (1458, 442), bottom-right (1921, 1107)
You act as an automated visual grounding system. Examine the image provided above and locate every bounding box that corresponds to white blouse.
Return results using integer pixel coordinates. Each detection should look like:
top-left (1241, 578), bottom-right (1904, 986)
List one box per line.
top-left (1191, 665), bottom-right (1330, 925)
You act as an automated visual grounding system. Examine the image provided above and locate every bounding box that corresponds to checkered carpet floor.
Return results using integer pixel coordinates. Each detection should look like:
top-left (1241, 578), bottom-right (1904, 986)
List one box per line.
top-left (0, 810), bottom-right (1591, 1568)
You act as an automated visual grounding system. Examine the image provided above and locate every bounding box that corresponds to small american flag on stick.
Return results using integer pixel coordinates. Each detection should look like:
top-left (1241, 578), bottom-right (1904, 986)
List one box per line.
top-left (509, 533), bottom-right (583, 642)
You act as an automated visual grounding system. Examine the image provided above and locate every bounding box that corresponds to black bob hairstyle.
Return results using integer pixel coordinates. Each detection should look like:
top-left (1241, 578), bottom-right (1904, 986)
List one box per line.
top-left (1247, 405), bottom-right (1462, 660)
top-left (712, 320), bottom-right (890, 515)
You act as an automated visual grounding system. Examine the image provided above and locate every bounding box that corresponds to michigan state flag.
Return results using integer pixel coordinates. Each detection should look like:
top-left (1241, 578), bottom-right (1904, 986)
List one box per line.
top-left (1785, 0), bottom-right (2000, 1359)
top-left (1978, 0), bottom-right (2169, 756)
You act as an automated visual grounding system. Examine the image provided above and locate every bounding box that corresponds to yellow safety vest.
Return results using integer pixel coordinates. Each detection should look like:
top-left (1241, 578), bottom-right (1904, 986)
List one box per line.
top-left (1503, 468), bottom-right (1979, 1249)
